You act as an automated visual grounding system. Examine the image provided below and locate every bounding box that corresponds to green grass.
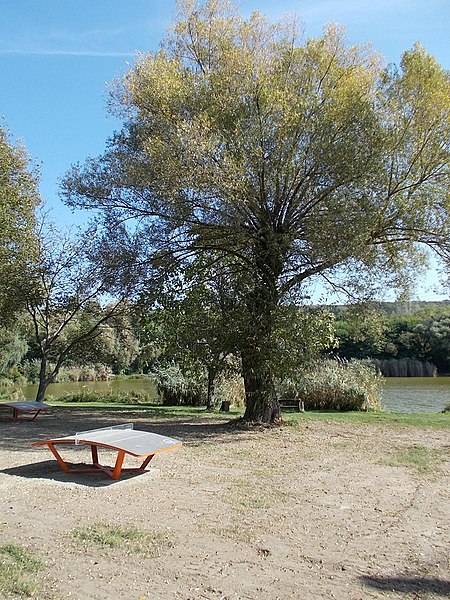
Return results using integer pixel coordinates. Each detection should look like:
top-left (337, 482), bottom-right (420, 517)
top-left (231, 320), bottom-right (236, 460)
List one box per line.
top-left (382, 445), bottom-right (444, 474)
top-left (71, 523), bottom-right (174, 558)
top-left (50, 400), bottom-right (243, 419)
top-left (0, 543), bottom-right (43, 598)
top-left (47, 400), bottom-right (450, 428)
top-left (283, 409), bottom-right (450, 429)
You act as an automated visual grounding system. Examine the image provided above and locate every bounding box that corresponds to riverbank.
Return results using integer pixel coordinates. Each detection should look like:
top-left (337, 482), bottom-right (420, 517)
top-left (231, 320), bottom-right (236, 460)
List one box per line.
top-left (0, 407), bottom-right (448, 599)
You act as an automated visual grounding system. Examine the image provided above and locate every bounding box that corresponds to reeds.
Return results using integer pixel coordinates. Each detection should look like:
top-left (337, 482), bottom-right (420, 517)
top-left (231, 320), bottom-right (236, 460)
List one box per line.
top-left (278, 359), bottom-right (384, 411)
top-left (372, 358), bottom-right (437, 377)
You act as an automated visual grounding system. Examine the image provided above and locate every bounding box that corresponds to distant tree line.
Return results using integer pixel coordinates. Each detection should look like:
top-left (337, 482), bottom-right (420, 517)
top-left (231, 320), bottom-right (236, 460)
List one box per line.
top-left (333, 302), bottom-right (450, 375)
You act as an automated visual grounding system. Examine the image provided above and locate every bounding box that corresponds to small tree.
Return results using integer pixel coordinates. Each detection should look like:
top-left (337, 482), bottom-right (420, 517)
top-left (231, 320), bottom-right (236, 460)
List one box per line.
top-left (150, 259), bottom-right (240, 409)
top-left (18, 221), bottom-right (141, 402)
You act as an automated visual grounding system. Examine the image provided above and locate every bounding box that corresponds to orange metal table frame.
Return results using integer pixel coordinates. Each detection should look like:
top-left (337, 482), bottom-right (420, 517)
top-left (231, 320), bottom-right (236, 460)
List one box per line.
top-left (32, 427), bottom-right (182, 480)
top-left (0, 401), bottom-right (50, 422)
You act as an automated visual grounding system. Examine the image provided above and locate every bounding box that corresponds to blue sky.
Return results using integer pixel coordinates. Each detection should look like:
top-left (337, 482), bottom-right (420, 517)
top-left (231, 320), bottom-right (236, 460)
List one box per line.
top-left (1, 0), bottom-right (449, 300)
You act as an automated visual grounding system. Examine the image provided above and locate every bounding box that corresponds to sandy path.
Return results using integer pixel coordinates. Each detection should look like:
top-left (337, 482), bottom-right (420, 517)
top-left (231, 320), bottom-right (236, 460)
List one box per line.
top-left (0, 409), bottom-right (449, 599)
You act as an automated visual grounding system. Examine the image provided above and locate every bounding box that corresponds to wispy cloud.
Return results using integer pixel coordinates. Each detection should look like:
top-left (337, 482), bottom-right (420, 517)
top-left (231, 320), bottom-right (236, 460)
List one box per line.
top-left (0, 48), bottom-right (136, 57)
top-left (0, 25), bottom-right (142, 58)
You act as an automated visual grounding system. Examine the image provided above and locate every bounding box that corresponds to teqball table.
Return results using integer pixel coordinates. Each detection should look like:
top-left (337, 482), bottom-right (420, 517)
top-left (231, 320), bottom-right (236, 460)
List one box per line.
top-left (0, 401), bottom-right (50, 422)
top-left (32, 423), bottom-right (182, 480)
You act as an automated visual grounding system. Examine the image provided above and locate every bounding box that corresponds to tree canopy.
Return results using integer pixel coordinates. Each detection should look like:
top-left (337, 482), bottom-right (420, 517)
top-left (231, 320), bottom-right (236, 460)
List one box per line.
top-left (63, 0), bottom-right (450, 423)
top-left (0, 125), bottom-right (40, 322)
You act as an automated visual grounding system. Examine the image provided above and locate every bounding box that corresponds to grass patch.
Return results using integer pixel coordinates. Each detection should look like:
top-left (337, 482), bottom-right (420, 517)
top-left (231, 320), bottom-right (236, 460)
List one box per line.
top-left (71, 523), bottom-right (174, 558)
top-left (45, 401), bottom-right (449, 428)
top-left (383, 445), bottom-right (444, 474)
top-left (284, 410), bottom-right (450, 429)
top-left (223, 479), bottom-right (287, 511)
top-left (211, 524), bottom-right (256, 543)
top-left (0, 543), bottom-right (43, 598)
top-left (50, 401), bottom-right (243, 419)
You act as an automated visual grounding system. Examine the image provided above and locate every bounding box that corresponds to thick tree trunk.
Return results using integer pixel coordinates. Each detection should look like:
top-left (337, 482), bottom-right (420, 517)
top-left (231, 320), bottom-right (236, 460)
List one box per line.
top-left (242, 350), bottom-right (281, 423)
top-left (240, 231), bottom-right (285, 424)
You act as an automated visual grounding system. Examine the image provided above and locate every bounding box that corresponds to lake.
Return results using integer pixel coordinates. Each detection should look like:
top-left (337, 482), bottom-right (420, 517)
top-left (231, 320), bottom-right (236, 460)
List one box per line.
top-left (381, 377), bottom-right (450, 413)
top-left (22, 376), bottom-right (450, 414)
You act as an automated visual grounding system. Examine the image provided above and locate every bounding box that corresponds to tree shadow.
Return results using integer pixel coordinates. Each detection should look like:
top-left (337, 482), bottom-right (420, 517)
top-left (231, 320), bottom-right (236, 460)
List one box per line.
top-left (0, 406), bottom-right (260, 453)
top-left (360, 575), bottom-right (450, 597)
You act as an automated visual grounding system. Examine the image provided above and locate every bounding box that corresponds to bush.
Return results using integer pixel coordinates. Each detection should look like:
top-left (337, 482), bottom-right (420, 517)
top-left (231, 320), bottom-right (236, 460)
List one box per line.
top-left (213, 373), bottom-right (246, 408)
top-left (21, 361), bottom-right (113, 384)
top-left (278, 359), bottom-right (384, 411)
top-left (0, 377), bottom-right (25, 402)
top-left (153, 365), bottom-right (206, 406)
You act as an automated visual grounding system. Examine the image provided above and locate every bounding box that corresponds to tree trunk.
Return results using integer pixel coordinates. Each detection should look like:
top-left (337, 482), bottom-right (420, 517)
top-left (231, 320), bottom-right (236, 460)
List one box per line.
top-left (35, 354), bottom-right (58, 403)
top-left (240, 231), bottom-right (286, 424)
top-left (242, 350), bottom-right (281, 423)
top-left (35, 356), bottom-right (49, 403)
top-left (206, 370), bottom-right (215, 411)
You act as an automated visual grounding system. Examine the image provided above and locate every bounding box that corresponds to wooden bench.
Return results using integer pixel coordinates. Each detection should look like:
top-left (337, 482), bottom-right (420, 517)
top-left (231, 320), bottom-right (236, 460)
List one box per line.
top-left (279, 398), bottom-right (304, 412)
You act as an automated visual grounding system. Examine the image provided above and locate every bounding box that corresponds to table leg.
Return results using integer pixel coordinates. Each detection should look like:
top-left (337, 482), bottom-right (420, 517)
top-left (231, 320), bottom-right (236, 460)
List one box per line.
top-left (140, 454), bottom-right (155, 470)
top-left (12, 408), bottom-right (19, 422)
top-left (112, 450), bottom-right (126, 480)
top-left (46, 443), bottom-right (71, 473)
top-left (91, 445), bottom-right (99, 465)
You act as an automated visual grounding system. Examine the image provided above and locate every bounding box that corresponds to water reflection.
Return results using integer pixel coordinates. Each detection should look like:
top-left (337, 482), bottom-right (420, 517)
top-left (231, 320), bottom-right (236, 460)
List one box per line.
top-left (382, 377), bottom-right (450, 413)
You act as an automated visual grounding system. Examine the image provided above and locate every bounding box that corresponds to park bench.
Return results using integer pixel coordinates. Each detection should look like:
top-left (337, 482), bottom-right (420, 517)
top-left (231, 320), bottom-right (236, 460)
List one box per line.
top-left (279, 398), bottom-right (305, 412)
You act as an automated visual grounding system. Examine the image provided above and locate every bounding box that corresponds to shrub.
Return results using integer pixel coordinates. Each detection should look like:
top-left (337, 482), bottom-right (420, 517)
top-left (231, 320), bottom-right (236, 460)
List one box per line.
top-left (214, 373), bottom-right (246, 408)
top-left (153, 364), bottom-right (205, 406)
top-left (278, 359), bottom-right (384, 411)
top-left (0, 377), bottom-right (25, 402)
top-left (60, 389), bottom-right (156, 404)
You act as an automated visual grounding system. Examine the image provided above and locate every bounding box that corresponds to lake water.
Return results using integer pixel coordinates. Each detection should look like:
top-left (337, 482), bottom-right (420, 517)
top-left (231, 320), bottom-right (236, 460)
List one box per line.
top-left (381, 377), bottom-right (450, 413)
top-left (22, 376), bottom-right (450, 414)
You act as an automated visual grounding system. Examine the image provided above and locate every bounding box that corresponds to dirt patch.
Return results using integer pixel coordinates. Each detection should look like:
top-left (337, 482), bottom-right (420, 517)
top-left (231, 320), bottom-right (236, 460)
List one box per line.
top-left (0, 410), bottom-right (449, 599)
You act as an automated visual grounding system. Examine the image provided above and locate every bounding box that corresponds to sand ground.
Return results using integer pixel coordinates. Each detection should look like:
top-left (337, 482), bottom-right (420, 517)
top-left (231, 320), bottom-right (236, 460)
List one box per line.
top-left (0, 408), bottom-right (449, 600)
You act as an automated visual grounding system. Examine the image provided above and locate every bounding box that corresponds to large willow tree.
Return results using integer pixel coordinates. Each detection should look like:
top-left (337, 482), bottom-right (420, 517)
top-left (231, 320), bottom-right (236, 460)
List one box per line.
top-left (63, 0), bottom-right (450, 423)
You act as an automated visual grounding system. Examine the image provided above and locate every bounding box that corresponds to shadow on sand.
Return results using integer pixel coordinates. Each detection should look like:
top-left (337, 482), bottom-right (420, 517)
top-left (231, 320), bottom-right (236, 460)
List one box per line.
top-left (360, 575), bottom-right (450, 597)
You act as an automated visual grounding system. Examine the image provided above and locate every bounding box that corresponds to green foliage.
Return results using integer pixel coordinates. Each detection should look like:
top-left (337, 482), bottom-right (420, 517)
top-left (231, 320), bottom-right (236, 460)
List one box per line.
top-left (63, 0), bottom-right (450, 422)
top-left (335, 301), bottom-right (450, 374)
top-left (0, 327), bottom-right (28, 376)
top-left (0, 543), bottom-right (43, 598)
top-left (153, 364), bottom-right (206, 406)
top-left (0, 126), bottom-right (40, 322)
top-left (60, 388), bottom-right (156, 405)
top-left (278, 360), bottom-right (384, 411)
top-left (0, 377), bottom-right (25, 402)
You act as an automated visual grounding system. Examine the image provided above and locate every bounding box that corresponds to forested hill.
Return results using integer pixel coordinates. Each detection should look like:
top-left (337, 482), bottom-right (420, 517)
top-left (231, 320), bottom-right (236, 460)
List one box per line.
top-left (330, 300), bottom-right (450, 374)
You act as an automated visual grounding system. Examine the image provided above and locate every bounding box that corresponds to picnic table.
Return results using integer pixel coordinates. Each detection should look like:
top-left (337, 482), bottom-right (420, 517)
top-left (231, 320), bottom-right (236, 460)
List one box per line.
top-left (32, 424), bottom-right (182, 480)
top-left (0, 401), bottom-right (51, 422)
